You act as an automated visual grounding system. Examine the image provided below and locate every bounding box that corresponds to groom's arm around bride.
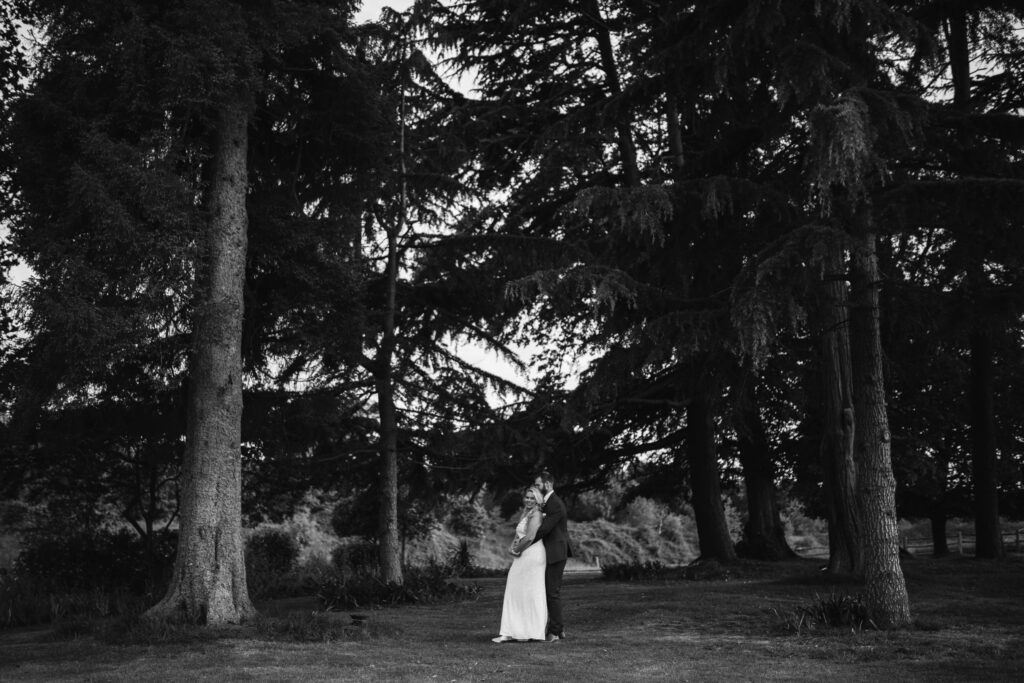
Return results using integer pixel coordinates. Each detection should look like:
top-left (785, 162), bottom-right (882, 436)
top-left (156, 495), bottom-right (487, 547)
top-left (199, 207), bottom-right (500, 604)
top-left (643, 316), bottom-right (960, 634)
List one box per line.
top-left (515, 471), bottom-right (572, 640)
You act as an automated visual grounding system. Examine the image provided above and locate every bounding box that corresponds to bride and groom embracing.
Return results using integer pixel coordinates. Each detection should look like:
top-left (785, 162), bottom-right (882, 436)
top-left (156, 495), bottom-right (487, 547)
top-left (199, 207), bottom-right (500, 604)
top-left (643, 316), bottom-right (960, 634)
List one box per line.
top-left (492, 470), bottom-right (573, 643)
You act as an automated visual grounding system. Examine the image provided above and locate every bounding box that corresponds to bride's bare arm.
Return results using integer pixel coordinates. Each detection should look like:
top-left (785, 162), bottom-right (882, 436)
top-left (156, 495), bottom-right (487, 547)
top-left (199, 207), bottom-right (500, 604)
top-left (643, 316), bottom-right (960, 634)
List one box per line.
top-left (512, 511), bottom-right (542, 554)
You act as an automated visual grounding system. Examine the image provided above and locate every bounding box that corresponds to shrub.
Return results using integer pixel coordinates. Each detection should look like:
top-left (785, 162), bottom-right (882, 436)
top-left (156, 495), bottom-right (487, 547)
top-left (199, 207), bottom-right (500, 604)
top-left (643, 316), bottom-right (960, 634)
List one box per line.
top-left (331, 540), bottom-right (378, 576)
top-left (1, 570), bottom-right (152, 629)
top-left (447, 498), bottom-right (494, 539)
top-left (617, 497), bottom-right (663, 528)
top-left (0, 572), bottom-right (51, 628)
top-left (315, 564), bottom-right (481, 611)
top-left (14, 528), bottom-right (175, 596)
top-left (570, 518), bottom-right (695, 566)
top-left (292, 552), bottom-right (337, 595)
top-left (247, 528), bottom-right (300, 575)
top-left (448, 539), bottom-right (475, 576)
top-left (569, 484), bottom-right (623, 522)
top-left (567, 498), bottom-right (603, 523)
top-left (770, 592), bottom-right (878, 634)
top-left (245, 528), bottom-right (301, 599)
top-left (445, 539), bottom-right (505, 579)
top-left (601, 560), bottom-right (672, 581)
top-left (782, 501), bottom-right (828, 539)
top-left (498, 492), bottom-right (523, 520)
top-left (658, 514), bottom-right (692, 546)
top-left (722, 497), bottom-right (744, 544)
top-left (0, 501), bottom-right (30, 527)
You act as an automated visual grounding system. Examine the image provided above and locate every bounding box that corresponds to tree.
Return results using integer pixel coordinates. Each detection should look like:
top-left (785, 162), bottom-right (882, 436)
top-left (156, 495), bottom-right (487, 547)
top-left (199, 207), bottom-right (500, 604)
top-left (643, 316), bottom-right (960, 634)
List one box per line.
top-left (878, 1), bottom-right (1024, 559)
top-left (849, 213), bottom-right (911, 626)
top-left (7, 0), bottom-right (377, 624)
top-left (944, 5), bottom-right (1004, 560)
top-left (732, 369), bottom-right (796, 560)
top-left (150, 98), bottom-right (254, 623)
top-left (728, 0), bottom-right (918, 621)
top-left (814, 244), bottom-right (861, 573)
top-left (430, 0), bottom-right (814, 562)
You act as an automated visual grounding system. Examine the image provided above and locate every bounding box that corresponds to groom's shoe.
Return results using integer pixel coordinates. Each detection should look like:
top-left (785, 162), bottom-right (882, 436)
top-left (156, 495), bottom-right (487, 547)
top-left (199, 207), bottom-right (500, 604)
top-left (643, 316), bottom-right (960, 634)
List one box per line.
top-left (545, 633), bottom-right (562, 642)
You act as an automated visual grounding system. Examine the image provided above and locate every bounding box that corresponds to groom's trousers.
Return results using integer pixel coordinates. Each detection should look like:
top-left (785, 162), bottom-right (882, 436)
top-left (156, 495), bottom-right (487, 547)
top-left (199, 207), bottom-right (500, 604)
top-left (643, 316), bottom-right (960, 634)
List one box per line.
top-left (545, 559), bottom-right (567, 636)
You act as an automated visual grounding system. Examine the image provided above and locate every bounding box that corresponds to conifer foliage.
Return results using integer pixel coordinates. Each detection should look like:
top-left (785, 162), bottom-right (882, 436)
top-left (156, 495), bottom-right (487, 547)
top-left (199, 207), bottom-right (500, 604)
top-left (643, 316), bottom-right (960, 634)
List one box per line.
top-left (2, 0), bottom-right (1023, 634)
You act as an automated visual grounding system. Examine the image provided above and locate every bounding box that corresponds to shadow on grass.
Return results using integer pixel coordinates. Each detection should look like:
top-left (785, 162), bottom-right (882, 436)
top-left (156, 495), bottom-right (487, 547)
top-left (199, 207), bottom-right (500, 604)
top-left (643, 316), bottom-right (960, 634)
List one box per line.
top-left (47, 610), bottom-right (405, 646)
top-left (3, 556), bottom-right (1023, 682)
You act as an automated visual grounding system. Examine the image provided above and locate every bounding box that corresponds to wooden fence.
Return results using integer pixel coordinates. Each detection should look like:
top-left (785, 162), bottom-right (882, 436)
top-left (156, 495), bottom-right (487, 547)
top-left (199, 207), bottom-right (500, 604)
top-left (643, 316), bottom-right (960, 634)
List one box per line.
top-left (796, 528), bottom-right (1023, 559)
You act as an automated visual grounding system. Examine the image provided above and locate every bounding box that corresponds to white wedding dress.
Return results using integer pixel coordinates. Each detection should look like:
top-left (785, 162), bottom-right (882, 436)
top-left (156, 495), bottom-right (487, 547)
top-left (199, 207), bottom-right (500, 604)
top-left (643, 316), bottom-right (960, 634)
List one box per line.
top-left (497, 514), bottom-right (548, 641)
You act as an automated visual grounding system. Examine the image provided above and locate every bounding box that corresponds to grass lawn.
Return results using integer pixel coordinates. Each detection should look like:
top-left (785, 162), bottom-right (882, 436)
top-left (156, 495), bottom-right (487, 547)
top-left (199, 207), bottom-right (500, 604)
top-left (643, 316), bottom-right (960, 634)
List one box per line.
top-left (1, 556), bottom-right (1022, 682)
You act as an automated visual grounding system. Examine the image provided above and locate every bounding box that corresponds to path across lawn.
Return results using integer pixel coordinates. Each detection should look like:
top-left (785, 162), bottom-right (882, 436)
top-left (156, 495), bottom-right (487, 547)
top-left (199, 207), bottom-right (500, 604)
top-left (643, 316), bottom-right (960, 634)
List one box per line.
top-left (1, 557), bottom-right (1022, 681)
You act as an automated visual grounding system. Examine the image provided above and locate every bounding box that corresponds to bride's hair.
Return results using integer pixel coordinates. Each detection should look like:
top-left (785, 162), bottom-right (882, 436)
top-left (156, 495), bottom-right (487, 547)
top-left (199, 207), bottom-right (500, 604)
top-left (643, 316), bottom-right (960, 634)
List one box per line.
top-left (521, 486), bottom-right (543, 516)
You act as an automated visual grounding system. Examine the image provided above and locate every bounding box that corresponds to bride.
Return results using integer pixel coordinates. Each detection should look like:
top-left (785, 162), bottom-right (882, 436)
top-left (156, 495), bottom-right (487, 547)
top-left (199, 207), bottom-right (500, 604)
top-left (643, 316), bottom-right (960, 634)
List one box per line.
top-left (492, 486), bottom-right (548, 642)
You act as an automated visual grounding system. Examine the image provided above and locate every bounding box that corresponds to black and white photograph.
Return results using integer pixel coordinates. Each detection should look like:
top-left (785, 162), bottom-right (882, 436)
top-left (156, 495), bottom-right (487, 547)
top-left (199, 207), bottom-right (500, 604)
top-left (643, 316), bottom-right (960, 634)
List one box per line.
top-left (1, 0), bottom-right (1022, 680)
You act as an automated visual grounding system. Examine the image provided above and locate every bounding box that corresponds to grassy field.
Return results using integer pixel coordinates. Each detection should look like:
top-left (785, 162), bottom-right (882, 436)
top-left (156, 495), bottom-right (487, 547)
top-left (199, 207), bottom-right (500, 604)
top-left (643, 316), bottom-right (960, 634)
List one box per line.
top-left (1, 556), bottom-right (1022, 682)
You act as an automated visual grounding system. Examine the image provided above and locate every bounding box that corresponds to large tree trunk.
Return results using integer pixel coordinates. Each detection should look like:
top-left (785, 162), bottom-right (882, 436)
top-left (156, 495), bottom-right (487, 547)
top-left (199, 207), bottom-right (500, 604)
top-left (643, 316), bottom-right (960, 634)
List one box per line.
top-left (147, 103), bottom-right (255, 625)
top-left (374, 211), bottom-right (402, 583)
top-left (969, 325), bottom-right (1004, 558)
top-left (374, 73), bottom-right (406, 583)
top-left (735, 375), bottom-right (795, 560)
top-left (376, 367), bottom-right (403, 583)
top-left (687, 373), bottom-right (738, 562)
top-left (930, 511), bottom-right (949, 558)
top-left (816, 244), bottom-right (862, 574)
top-left (946, 6), bottom-right (1004, 561)
top-left (849, 228), bottom-right (911, 628)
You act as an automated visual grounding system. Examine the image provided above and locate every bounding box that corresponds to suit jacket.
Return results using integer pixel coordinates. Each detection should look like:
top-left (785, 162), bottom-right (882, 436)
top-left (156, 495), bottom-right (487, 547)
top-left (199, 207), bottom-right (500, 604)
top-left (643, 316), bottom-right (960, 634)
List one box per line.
top-left (534, 492), bottom-right (573, 563)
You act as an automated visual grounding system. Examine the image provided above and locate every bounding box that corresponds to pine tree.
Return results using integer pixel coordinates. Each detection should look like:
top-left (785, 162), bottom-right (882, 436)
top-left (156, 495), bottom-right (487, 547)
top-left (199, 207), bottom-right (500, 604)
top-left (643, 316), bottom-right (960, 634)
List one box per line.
top-left (7, 0), bottom-right (372, 625)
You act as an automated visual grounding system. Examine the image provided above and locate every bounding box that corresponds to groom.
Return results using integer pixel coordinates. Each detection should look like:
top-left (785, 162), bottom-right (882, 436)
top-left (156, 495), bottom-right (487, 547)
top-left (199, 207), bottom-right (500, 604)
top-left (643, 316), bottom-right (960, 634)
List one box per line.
top-left (515, 469), bottom-right (572, 641)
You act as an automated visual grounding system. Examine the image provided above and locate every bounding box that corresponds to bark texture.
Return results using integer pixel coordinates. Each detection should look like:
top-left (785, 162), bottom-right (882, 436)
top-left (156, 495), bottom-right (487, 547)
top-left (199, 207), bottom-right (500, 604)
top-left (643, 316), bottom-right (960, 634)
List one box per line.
top-left (687, 374), bottom-right (738, 562)
top-left (817, 244), bottom-right (862, 574)
top-left (735, 376), bottom-right (795, 560)
top-left (849, 230), bottom-right (911, 628)
top-left (147, 103), bottom-right (255, 625)
top-left (376, 367), bottom-right (403, 583)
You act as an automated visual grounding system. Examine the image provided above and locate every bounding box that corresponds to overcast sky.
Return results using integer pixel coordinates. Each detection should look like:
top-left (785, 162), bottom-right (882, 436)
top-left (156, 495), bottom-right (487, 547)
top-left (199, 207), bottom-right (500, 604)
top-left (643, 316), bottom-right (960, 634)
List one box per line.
top-left (357, 0), bottom-right (414, 22)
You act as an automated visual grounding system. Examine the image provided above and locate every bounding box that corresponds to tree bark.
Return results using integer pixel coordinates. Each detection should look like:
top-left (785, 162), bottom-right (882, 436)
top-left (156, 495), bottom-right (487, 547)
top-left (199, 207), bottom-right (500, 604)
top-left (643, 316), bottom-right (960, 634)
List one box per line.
top-left (376, 367), bottom-right (403, 583)
top-left (373, 51), bottom-right (408, 584)
top-left (970, 325), bottom-right (1004, 558)
top-left (930, 511), bottom-right (949, 558)
top-left (373, 217), bottom-right (403, 579)
top-left (735, 375), bottom-right (795, 560)
top-left (849, 228), bottom-right (911, 628)
top-left (686, 372), bottom-right (737, 562)
top-left (946, 6), bottom-right (1004, 561)
top-left (816, 244), bottom-right (862, 574)
top-left (147, 102), bottom-right (255, 625)
top-left (375, 301), bottom-right (403, 585)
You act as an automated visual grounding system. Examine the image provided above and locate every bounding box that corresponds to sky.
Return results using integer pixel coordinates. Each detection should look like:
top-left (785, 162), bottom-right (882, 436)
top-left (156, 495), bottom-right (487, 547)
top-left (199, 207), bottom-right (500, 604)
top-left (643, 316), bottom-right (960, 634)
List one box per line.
top-left (357, 0), bottom-right (415, 23)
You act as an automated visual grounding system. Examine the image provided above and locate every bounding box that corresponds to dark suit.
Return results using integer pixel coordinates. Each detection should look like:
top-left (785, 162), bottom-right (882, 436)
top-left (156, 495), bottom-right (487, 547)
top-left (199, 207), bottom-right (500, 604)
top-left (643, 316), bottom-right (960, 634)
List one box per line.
top-left (534, 491), bottom-right (572, 637)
